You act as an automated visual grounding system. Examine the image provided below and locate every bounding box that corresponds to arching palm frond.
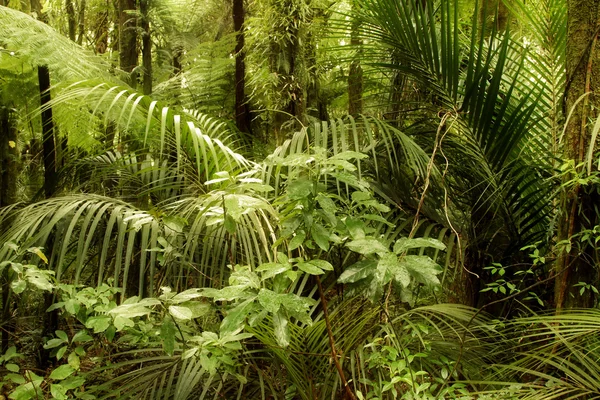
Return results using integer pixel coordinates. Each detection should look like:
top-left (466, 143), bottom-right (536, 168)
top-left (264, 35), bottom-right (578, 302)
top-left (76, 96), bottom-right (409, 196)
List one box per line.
top-left (352, 0), bottom-right (555, 269)
top-left (0, 6), bottom-right (118, 82)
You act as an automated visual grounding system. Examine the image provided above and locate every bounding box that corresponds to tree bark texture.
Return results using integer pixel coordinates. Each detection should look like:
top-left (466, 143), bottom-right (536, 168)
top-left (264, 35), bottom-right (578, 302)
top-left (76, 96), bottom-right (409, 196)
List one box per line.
top-left (65, 0), bottom-right (77, 41)
top-left (0, 107), bottom-right (18, 208)
top-left (233, 0), bottom-right (251, 133)
top-left (38, 66), bottom-right (57, 199)
top-left (119, 0), bottom-right (138, 85)
top-left (78, 0), bottom-right (86, 45)
top-left (555, 0), bottom-right (600, 309)
top-left (140, 0), bottom-right (152, 95)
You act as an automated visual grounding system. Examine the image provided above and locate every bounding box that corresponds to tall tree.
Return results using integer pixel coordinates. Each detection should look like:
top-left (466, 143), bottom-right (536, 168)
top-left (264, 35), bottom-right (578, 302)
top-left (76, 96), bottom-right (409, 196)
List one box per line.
top-left (233, 0), bottom-right (250, 133)
top-left (140, 0), bottom-right (152, 95)
top-left (554, 0), bottom-right (600, 309)
top-left (119, 0), bottom-right (138, 86)
top-left (65, 0), bottom-right (77, 41)
top-left (348, 0), bottom-right (363, 117)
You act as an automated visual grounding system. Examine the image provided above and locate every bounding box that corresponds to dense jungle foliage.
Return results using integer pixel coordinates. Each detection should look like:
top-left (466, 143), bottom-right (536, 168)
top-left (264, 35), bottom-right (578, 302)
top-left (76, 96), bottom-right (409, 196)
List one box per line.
top-left (2, 0), bottom-right (600, 397)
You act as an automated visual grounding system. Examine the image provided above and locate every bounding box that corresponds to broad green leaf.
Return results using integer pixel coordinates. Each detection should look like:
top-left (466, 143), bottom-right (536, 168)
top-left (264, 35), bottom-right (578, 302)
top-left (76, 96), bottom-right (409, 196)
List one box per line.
top-left (161, 317), bottom-right (176, 356)
top-left (113, 315), bottom-right (135, 331)
top-left (287, 179), bottom-right (313, 200)
top-left (49, 364), bottom-right (75, 380)
top-left (288, 231), bottom-right (306, 250)
top-left (10, 279), bottom-right (26, 294)
top-left (220, 298), bottom-right (257, 335)
top-left (51, 384), bottom-right (68, 400)
top-left (346, 238), bottom-right (388, 255)
top-left (44, 338), bottom-right (66, 350)
top-left (169, 305), bottom-right (193, 320)
top-left (256, 262), bottom-right (291, 280)
top-left (171, 288), bottom-right (203, 303)
top-left (394, 237), bottom-right (446, 254)
top-left (163, 215), bottom-right (187, 232)
top-left (309, 260), bottom-right (334, 271)
top-left (6, 373), bottom-right (25, 384)
top-left (56, 346), bottom-right (67, 360)
top-left (85, 316), bottom-right (111, 333)
top-left (60, 376), bottom-right (85, 390)
top-left (257, 289), bottom-right (282, 314)
top-left (297, 261), bottom-right (324, 275)
top-left (401, 255), bottom-right (443, 286)
top-left (273, 309), bottom-right (290, 347)
top-left (312, 223), bottom-right (330, 251)
top-left (55, 330), bottom-right (68, 342)
top-left (68, 352), bottom-right (80, 370)
top-left (5, 363), bottom-right (19, 372)
top-left (72, 330), bottom-right (93, 343)
top-left (338, 260), bottom-right (377, 283)
top-left (345, 217), bottom-right (365, 239)
top-left (229, 268), bottom-right (261, 288)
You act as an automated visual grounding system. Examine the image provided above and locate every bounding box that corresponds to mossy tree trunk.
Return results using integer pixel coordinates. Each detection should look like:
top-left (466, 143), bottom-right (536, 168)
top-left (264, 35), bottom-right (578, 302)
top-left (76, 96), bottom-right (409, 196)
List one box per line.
top-left (555, 0), bottom-right (600, 309)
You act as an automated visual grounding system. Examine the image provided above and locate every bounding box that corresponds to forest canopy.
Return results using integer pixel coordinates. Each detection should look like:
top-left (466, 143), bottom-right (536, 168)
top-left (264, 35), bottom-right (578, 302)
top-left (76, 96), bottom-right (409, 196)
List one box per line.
top-left (1, 0), bottom-right (600, 397)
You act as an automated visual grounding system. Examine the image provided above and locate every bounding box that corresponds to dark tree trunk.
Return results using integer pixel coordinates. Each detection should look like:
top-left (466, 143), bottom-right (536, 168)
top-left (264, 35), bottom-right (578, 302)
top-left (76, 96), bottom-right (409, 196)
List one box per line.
top-left (94, 10), bottom-right (109, 54)
top-left (119, 0), bottom-right (138, 86)
top-left (77, 0), bottom-right (86, 45)
top-left (140, 0), bottom-right (152, 95)
top-left (65, 0), bottom-right (77, 41)
top-left (37, 66), bottom-right (57, 199)
top-left (233, 0), bottom-right (251, 133)
top-left (0, 106), bottom-right (18, 353)
top-left (555, 0), bottom-right (600, 309)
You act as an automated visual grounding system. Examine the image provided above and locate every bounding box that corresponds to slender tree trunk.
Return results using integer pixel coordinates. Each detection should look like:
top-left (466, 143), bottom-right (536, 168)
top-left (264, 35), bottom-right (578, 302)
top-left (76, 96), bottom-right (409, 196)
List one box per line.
top-left (94, 10), bottom-right (109, 54)
top-left (555, 0), bottom-right (600, 309)
top-left (233, 0), bottom-right (250, 133)
top-left (77, 0), bottom-right (86, 45)
top-left (0, 106), bottom-right (18, 353)
top-left (65, 0), bottom-right (77, 41)
top-left (140, 0), bottom-right (152, 95)
top-left (37, 66), bottom-right (57, 199)
top-left (348, 0), bottom-right (363, 117)
top-left (119, 0), bottom-right (138, 86)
